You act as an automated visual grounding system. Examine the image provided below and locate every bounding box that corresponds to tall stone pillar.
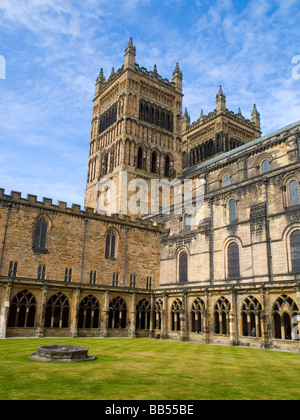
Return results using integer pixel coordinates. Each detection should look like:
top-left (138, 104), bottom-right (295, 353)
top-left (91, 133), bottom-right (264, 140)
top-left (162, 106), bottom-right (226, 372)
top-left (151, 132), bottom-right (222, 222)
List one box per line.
top-left (128, 291), bottom-right (137, 338)
top-left (162, 292), bottom-right (168, 339)
top-left (36, 284), bottom-right (48, 338)
top-left (0, 282), bottom-right (12, 339)
top-left (260, 286), bottom-right (271, 348)
top-left (100, 289), bottom-right (110, 337)
top-left (70, 287), bottom-right (81, 338)
top-left (149, 293), bottom-right (154, 338)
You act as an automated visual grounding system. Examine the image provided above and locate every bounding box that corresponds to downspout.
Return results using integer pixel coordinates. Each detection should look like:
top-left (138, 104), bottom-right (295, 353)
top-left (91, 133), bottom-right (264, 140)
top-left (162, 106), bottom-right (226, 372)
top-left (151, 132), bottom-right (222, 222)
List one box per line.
top-left (123, 226), bottom-right (129, 287)
top-left (209, 197), bottom-right (214, 284)
top-left (0, 202), bottom-right (13, 277)
top-left (80, 218), bottom-right (88, 284)
top-left (264, 179), bottom-right (273, 282)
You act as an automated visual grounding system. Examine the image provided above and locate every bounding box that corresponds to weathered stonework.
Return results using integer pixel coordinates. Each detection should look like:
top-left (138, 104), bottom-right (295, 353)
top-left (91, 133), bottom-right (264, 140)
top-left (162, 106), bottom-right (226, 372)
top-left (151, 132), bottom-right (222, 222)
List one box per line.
top-left (1, 39), bottom-right (300, 352)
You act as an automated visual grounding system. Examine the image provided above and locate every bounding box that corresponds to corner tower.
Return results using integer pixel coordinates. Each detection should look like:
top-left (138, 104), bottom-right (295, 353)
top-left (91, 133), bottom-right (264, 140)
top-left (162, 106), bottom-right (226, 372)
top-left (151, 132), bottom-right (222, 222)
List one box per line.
top-left (85, 38), bottom-right (183, 215)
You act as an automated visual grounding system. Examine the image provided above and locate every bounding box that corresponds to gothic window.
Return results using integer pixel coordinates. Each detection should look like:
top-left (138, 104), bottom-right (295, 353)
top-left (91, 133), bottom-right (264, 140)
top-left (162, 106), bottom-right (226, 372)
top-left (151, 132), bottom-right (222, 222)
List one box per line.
top-left (272, 295), bottom-right (299, 340)
top-left (130, 274), bottom-right (136, 288)
top-left (99, 103), bottom-right (117, 134)
top-left (229, 199), bottom-right (236, 222)
top-left (214, 297), bottom-right (231, 335)
top-left (136, 299), bottom-right (151, 330)
top-left (64, 268), bottom-right (72, 283)
top-left (179, 250), bottom-right (188, 283)
top-left (44, 293), bottom-right (70, 328)
top-left (291, 230), bottom-right (300, 273)
top-left (8, 261), bottom-right (18, 278)
top-left (33, 218), bottom-right (48, 251)
top-left (7, 290), bottom-right (36, 328)
top-left (151, 151), bottom-right (157, 173)
top-left (78, 295), bottom-right (100, 329)
top-left (241, 296), bottom-right (262, 337)
top-left (108, 297), bottom-right (127, 329)
top-left (227, 242), bottom-right (240, 279)
top-left (105, 231), bottom-right (116, 259)
top-left (223, 174), bottom-right (231, 187)
top-left (89, 270), bottom-right (97, 285)
top-left (261, 159), bottom-right (271, 174)
top-left (137, 147), bottom-right (143, 169)
top-left (165, 155), bottom-right (171, 178)
top-left (191, 298), bottom-right (205, 333)
top-left (112, 273), bottom-right (119, 287)
top-left (289, 180), bottom-right (300, 207)
top-left (146, 276), bottom-right (152, 290)
top-left (37, 264), bottom-right (46, 281)
top-left (171, 299), bottom-right (183, 331)
top-left (154, 299), bottom-right (163, 330)
top-left (184, 213), bottom-right (191, 231)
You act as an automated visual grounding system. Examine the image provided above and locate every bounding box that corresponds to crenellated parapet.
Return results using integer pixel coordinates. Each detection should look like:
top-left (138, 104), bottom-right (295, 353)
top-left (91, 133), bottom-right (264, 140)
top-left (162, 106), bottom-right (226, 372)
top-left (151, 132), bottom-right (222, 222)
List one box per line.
top-left (0, 189), bottom-right (163, 232)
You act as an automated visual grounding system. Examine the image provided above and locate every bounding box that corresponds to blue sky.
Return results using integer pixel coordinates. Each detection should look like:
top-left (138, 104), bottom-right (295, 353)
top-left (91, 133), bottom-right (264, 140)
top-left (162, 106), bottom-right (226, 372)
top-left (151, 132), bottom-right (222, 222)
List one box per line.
top-left (0, 0), bottom-right (299, 207)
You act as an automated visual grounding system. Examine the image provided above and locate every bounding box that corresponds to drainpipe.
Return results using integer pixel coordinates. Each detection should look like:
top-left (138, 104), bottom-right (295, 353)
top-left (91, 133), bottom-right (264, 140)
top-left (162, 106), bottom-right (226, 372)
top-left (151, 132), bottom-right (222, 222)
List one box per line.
top-left (0, 202), bottom-right (13, 277)
top-left (209, 197), bottom-right (214, 284)
top-left (80, 218), bottom-right (88, 284)
top-left (122, 226), bottom-right (129, 287)
top-left (264, 179), bottom-right (273, 282)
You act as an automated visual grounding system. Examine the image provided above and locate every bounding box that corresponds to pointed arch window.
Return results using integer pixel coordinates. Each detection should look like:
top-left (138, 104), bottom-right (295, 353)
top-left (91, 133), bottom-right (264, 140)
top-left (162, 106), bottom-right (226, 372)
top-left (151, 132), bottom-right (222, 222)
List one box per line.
top-left (223, 174), bottom-right (231, 187)
top-left (136, 299), bottom-right (151, 330)
top-left (137, 147), bottom-right (143, 170)
top-left (289, 180), bottom-right (300, 207)
top-left (191, 298), bottom-right (205, 333)
top-left (105, 231), bottom-right (116, 259)
top-left (7, 290), bottom-right (36, 328)
top-left (108, 297), bottom-right (127, 329)
top-left (179, 250), bottom-right (188, 283)
top-left (33, 217), bottom-right (48, 251)
top-left (229, 199), bottom-right (236, 222)
top-left (228, 242), bottom-right (240, 279)
top-left (272, 295), bottom-right (299, 340)
top-left (291, 230), bottom-right (300, 273)
top-left (154, 299), bottom-right (163, 330)
top-left (44, 293), bottom-right (70, 328)
top-left (171, 299), bottom-right (183, 331)
top-left (151, 151), bottom-right (157, 174)
top-left (78, 295), bottom-right (100, 329)
top-left (261, 159), bottom-right (271, 174)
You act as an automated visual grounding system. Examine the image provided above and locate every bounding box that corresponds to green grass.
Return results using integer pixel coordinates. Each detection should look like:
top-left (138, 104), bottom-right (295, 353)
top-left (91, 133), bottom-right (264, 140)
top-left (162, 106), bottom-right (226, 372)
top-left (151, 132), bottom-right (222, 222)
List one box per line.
top-left (0, 338), bottom-right (300, 400)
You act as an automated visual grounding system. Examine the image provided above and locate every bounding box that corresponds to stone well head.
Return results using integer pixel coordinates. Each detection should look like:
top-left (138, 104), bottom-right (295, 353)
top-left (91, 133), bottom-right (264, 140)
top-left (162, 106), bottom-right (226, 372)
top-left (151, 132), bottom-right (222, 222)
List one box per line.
top-left (29, 345), bottom-right (97, 362)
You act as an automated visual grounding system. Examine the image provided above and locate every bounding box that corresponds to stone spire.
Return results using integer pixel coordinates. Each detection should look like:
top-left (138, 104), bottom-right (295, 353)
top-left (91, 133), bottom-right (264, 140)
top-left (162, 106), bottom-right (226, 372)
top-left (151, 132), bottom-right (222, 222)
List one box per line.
top-left (182, 108), bottom-right (190, 131)
top-left (216, 85), bottom-right (226, 113)
top-left (172, 62), bottom-right (183, 92)
top-left (124, 37), bottom-right (136, 69)
top-left (95, 68), bottom-right (106, 95)
top-left (251, 104), bottom-right (261, 131)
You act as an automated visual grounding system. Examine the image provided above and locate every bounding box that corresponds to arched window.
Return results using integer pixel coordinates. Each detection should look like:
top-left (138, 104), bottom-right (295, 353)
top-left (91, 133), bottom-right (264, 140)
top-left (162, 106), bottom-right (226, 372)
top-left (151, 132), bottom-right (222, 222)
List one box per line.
top-left (289, 180), bottom-right (299, 207)
top-left (227, 242), bottom-right (240, 279)
top-left (151, 151), bottom-right (157, 174)
top-left (214, 297), bottom-right (231, 335)
top-left (7, 290), bottom-right (36, 328)
top-left (179, 251), bottom-right (188, 283)
top-left (191, 298), bottom-right (205, 333)
top-left (229, 199), bottom-right (236, 222)
top-left (154, 299), bottom-right (163, 330)
top-left (240, 296), bottom-right (262, 337)
top-left (108, 297), bottom-right (127, 329)
top-left (165, 155), bottom-right (171, 178)
top-left (105, 231), bottom-right (116, 259)
top-left (33, 218), bottom-right (48, 251)
top-left (272, 295), bottom-right (299, 340)
top-left (78, 295), bottom-right (100, 329)
top-left (291, 230), bottom-right (300, 273)
top-left (136, 299), bottom-right (151, 330)
top-left (171, 299), bottom-right (182, 331)
top-left (261, 160), bottom-right (271, 174)
top-left (223, 175), bottom-right (231, 187)
top-left (137, 147), bottom-right (143, 170)
top-left (44, 293), bottom-right (70, 328)
top-left (183, 213), bottom-right (191, 231)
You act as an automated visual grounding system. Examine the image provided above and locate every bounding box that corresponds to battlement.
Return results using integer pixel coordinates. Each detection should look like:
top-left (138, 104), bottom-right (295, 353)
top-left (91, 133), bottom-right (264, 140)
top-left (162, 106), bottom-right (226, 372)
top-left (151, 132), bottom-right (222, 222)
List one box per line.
top-left (0, 188), bottom-right (163, 232)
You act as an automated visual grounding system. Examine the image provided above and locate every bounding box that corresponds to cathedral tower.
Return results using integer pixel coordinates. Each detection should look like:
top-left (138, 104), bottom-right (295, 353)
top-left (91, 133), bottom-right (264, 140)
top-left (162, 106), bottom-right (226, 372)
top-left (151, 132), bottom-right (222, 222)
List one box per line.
top-left (85, 38), bottom-right (183, 216)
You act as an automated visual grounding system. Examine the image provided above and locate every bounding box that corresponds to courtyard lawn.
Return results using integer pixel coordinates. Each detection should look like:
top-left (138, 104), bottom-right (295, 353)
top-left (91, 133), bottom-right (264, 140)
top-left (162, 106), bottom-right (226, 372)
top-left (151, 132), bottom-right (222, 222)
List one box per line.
top-left (0, 338), bottom-right (299, 400)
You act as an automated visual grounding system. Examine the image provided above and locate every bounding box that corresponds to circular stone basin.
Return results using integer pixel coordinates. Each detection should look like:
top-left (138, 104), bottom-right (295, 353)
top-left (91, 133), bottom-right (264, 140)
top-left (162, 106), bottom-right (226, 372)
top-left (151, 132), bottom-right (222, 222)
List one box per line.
top-left (29, 345), bottom-right (97, 362)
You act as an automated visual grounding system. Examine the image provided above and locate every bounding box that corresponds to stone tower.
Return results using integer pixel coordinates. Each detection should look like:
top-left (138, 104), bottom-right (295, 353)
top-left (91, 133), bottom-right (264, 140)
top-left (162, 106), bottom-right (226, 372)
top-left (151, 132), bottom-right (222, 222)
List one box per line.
top-left (85, 38), bottom-right (183, 216)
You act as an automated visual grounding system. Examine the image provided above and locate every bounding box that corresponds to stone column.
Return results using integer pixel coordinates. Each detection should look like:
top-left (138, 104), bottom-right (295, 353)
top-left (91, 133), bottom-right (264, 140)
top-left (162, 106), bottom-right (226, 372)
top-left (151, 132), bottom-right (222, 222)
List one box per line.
top-left (260, 286), bottom-right (271, 348)
top-left (128, 291), bottom-right (137, 338)
top-left (100, 289), bottom-right (110, 337)
top-left (69, 287), bottom-right (81, 338)
top-left (204, 290), bottom-right (210, 343)
top-left (162, 292), bottom-right (168, 339)
top-left (0, 282), bottom-right (12, 339)
top-left (36, 284), bottom-right (48, 338)
top-left (149, 293), bottom-right (154, 338)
